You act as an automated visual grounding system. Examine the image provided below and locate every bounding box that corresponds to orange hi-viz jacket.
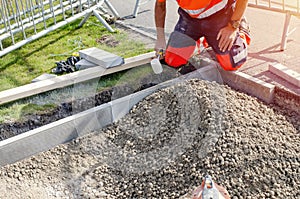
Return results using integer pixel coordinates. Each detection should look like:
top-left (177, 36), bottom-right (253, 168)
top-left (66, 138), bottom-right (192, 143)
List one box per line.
top-left (157, 0), bottom-right (229, 19)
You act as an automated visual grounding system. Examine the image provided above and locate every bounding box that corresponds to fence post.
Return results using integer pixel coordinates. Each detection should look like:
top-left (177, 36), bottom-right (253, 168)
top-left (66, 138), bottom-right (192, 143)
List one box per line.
top-left (92, 9), bottom-right (115, 32)
top-left (104, 0), bottom-right (120, 19)
top-left (280, 12), bottom-right (292, 51)
top-left (133, 0), bottom-right (140, 18)
top-left (0, 0), bottom-right (121, 57)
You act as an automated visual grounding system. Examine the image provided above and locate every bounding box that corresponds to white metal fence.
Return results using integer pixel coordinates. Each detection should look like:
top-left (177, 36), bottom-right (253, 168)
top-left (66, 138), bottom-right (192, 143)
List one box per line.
top-left (248, 0), bottom-right (300, 50)
top-left (0, 0), bottom-right (119, 57)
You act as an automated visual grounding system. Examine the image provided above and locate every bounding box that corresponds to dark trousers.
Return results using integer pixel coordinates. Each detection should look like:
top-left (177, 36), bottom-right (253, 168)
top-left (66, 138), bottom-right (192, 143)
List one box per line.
top-left (165, 4), bottom-right (249, 71)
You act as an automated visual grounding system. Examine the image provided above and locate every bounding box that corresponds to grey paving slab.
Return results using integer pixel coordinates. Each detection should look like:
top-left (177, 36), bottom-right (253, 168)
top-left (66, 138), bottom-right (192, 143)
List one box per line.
top-left (75, 59), bottom-right (98, 70)
top-left (79, 47), bottom-right (124, 68)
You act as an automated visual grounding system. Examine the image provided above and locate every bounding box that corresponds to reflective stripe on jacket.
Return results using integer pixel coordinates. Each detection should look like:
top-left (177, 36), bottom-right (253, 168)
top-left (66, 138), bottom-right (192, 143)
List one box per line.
top-left (178, 0), bottom-right (229, 19)
top-left (157, 0), bottom-right (229, 19)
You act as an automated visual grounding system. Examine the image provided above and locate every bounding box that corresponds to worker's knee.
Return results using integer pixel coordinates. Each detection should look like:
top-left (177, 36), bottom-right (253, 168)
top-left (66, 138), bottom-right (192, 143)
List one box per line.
top-left (164, 45), bottom-right (196, 68)
top-left (216, 51), bottom-right (247, 71)
top-left (165, 31), bottom-right (197, 68)
top-left (164, 50), bottom-right (188, 68)
top-left (216, 36), bottom-right (248, 71)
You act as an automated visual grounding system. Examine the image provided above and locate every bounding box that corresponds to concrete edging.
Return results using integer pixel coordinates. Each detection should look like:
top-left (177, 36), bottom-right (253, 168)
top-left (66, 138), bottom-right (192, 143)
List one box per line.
top-left (219, 69), bottom-right (275, 104)
top-left (269, 62), bottom-right (300, 88)
top-left (0, 64), bottom-right (219, 167)
top-left (0, 64), bottom-right (279, 167)
top-left (0, 52), bottom-right (155, 106)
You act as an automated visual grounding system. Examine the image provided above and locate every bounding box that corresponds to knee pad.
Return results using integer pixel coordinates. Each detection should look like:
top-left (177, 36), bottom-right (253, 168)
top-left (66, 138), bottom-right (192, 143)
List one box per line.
top-left (165, 31), bottom-right (197, 68)
top-left (216, 33), bottom-right (248, 71)
top-left (165, 45), bottom-right (195, 68)
top-left (165, 51), bottom-right (188, 68)
top-left (216, 53), bottom-right (244, 71)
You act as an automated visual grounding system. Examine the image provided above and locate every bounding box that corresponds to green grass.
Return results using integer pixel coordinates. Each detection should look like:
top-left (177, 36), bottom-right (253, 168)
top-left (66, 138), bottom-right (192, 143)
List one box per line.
top-left (96, 64), bottom-right (153, 91)
top-left (0, 16), bottom-right (152, 92)
top-left (0, 103), bottom-right (57, 123)
top-left (0, 15), bottom-right (154, 123)
top-left (0, 64), bottom-right (153, 123)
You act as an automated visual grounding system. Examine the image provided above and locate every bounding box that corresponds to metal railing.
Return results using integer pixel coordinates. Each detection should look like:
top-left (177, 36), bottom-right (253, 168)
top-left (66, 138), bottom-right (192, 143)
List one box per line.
top-left (0, 0), bottom-right (120, 57)
top-left (132, 0), bottom-right (151, 18)
top-left (248, 0), bottom-right (300, 50)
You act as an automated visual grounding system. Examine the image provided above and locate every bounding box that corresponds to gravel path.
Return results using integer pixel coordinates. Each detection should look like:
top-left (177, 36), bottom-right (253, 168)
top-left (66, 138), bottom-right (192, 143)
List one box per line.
top-left (0, 79), bottom-right (299, 199)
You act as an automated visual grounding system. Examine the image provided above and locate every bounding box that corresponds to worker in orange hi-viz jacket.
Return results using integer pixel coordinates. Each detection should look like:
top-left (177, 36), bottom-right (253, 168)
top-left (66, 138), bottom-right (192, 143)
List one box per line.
top-left (154, 0), bottom-right (251, 71)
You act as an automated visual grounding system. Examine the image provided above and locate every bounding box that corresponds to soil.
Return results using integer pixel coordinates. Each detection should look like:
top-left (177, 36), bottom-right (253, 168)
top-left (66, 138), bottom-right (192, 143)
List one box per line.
top-left (0, 89), bottom-right (113, 141)
top-left (0, 79), bottom-right (299, 199)
top-left (0, 21), bottom-right (162, 141)
top-left (0, 65), bottom-right (179, 141)
top-left (96, 35), bottom-right (120, 47)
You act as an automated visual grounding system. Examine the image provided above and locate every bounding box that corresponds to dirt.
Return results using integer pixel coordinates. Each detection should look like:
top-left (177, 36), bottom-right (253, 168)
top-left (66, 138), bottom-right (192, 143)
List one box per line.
top-left (96, 35), bottom-right (120, 47)
top-left (0, 79), bottom-right (299, 199)
top-left (0, 89), bottom-right (113, 141)
top-left (0, 20), bottom-right (169, 141)
top-left (0, 65), bottom-right (178, 141)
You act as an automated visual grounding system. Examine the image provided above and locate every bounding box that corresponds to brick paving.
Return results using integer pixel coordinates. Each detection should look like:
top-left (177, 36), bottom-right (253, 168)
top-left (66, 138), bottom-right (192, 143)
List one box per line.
top-left (242, 7), bottom-right (300, 94)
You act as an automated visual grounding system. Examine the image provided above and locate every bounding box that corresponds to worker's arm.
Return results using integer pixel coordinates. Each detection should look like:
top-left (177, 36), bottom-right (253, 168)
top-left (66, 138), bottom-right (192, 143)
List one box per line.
top-left (154, 0), bottom-right (167, 53)
top-left (230, 0), bottom-right (248, 22)
top-left (217, 0), bottom-right (249, 52)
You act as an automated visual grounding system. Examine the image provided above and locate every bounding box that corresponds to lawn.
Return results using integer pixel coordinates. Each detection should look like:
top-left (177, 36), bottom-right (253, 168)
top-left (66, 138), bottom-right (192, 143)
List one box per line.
top-left (0, 15), bottom-right (153, 123)
top-left (0, 15), bottom-right (152, 92)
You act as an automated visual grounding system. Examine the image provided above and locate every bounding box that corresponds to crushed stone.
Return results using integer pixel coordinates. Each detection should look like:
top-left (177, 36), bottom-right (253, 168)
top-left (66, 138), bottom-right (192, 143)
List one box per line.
top-left (0, 79), bottom-right (299, 199)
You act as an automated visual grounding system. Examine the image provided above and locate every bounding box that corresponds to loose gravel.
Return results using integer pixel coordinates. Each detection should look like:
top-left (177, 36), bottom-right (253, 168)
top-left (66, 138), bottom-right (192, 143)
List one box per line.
top-left (0, 79), bottom-right (299, 199)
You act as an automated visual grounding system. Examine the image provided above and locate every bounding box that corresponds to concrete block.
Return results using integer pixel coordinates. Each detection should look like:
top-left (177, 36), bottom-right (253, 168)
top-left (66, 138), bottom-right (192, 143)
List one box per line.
top-left (220, 69), bottom-right (275, 104)
top-left (79, 47), bottom-right (124, 68)
top-left (75, 59), bottom-right (97, 70)
top-left (269, 62), bottom-right (300, 87)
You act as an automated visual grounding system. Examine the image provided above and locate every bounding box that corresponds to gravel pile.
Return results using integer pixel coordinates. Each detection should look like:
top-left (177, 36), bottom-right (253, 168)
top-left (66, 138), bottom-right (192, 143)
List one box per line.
top-left (0, 79), bottom-right (299, 199)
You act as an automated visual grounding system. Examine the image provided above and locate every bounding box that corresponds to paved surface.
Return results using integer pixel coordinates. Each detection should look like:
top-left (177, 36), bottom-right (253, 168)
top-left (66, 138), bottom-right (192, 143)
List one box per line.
top-left (107, 0), bottom-right (300, 94)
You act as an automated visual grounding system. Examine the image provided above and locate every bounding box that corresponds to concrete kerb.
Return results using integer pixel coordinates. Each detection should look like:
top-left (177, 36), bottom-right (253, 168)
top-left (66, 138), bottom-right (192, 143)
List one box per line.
top-left (0, 64), bottom-right (219, 167)
top-left (0, 115), bottom-right (78, 167)
top-left (0, 103), bottom-right (113, 166)
top-left (0, 59), bottom-right (281, 167)
top-left (219, 69), bottom-right (275, 104)
top-left (73, 103), bottom-right (113, 137)
top-left (269, 62), bottom-right (300, 88)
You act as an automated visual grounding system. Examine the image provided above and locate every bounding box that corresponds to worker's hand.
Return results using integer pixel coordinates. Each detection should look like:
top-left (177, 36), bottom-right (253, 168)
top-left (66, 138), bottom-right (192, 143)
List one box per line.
top-left (217, 25), bottom-right (238, 52)
top-left (154, 37), bottom-right (166, 58)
